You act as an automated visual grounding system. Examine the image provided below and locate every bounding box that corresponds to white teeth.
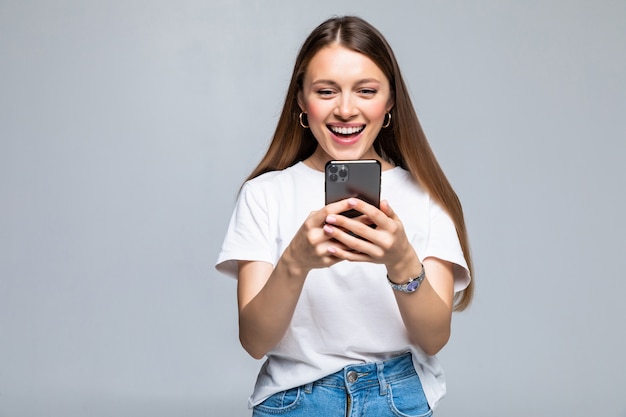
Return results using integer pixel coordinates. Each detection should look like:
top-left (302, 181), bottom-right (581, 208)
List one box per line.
top-left (330, 126), bottom-right (364, 135)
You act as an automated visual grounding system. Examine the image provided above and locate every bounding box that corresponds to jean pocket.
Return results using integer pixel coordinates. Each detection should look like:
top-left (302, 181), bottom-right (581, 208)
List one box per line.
top-left (254, 386), bottom-right (302, 414)
top-left (387, 374), bottom-right (432, 417)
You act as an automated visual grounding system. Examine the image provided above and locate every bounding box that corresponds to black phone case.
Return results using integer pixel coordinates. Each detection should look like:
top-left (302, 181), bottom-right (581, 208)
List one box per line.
top-left (325, 160), bottom-right (381, 218)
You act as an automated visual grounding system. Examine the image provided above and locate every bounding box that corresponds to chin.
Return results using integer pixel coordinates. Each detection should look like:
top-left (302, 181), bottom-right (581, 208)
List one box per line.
top-left (334, 148), bottom-right (376, 161)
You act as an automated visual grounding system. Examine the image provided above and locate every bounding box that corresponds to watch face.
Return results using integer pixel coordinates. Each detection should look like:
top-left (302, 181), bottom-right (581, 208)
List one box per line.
top-left (407, 280), bottom-right (420, 292)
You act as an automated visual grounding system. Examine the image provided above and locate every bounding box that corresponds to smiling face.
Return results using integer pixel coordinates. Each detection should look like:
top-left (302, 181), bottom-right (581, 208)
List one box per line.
top-left (298, 44), bottom-right (394, 170)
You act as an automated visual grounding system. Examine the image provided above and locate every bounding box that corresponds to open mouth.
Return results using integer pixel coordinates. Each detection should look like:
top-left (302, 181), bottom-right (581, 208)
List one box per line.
top-left (328, 125), bottom-right (365, 138)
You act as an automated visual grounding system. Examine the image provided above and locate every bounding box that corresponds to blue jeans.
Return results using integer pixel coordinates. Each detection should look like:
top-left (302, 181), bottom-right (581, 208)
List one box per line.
top-left (252, 352), bottom-right (432, 417)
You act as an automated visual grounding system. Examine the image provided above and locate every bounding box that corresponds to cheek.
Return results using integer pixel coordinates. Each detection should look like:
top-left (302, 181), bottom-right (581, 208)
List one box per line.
top-left (365, 101), bottom-right (389, 120)
top-left (304, 101), bottom-right (328, 123)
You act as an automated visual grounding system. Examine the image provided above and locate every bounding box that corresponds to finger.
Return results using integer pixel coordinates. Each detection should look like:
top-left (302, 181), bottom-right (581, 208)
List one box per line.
top-left (321, 252), bottom-right (345, 266)
top-left (303, 208), bottom-right (347, 243)
top-left (341, 198), bottom-right (389, 228)
top-left (379, 200), bottom-right (399, 220)
top-left (304, 208), bottom-right (331, 227)
top-left (322, 226), bottom-right (353, 250)
top-left (325, 211), bottom-right (376, 241)
top-left (327, 243), bottom-right (374, 262)
top-left (323, 221), bottom-right (383, 258)
top-left (324, 198), bottom-right (360, 216)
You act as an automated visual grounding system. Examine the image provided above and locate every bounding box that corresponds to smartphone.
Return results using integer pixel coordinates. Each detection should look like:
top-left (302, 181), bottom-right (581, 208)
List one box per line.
top-left (325, 160), bottom-right (381, 218)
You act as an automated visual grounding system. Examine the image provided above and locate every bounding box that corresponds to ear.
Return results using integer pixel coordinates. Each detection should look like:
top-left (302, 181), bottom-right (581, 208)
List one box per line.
top-left (297, 91), bottom-right (306, 112)
top-left (386, 98), bottom-right (395, 113)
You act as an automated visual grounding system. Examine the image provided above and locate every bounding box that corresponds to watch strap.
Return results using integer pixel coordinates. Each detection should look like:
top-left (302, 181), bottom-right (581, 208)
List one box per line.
top-left (387, 265), bottom-right (425, 293)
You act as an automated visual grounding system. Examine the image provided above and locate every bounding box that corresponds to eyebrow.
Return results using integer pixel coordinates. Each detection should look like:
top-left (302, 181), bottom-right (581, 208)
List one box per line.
top-left (311, 78), bottom-right (382, 87)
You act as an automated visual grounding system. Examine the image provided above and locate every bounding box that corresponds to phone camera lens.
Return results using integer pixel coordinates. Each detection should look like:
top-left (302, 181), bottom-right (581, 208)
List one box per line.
top-left (329, 174), bottom-right (338, 182)
top-left (329, 165), bottom-right (338, 174)
top-left (339, 169), bottom-right (348, 178)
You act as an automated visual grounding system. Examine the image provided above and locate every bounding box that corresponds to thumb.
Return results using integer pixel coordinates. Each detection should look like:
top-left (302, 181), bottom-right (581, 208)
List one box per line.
top-left (380, 200), bottom-right (397, 219)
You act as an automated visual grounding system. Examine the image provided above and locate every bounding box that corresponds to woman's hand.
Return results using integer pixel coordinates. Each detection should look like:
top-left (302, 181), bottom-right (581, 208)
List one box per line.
top-left (321, 197), bottom-right (455, 355)
top-left (321, 198), bottom-right (416, 270)
top-left (279, 200), bottom-right (362, 275)
top-left (237, 198), bottom-right (369, 359)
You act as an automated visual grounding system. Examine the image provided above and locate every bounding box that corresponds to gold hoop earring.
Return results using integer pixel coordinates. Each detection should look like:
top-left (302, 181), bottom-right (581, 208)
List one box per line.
top-left (299, 112), bottom-right (310, 129)
top-left (382, 112), bottom-right (391, 129)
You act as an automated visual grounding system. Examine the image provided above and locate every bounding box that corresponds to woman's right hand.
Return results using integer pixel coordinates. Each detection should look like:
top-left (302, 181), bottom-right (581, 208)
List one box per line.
top-left (281, 203), bottom-right (350, 274)
top-left (237, 199), bottom-right (355, 359)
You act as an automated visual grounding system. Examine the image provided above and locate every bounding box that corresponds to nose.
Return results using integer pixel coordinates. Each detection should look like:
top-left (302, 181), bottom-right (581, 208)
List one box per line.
top-left (334, 93), bottom-right (357, 120)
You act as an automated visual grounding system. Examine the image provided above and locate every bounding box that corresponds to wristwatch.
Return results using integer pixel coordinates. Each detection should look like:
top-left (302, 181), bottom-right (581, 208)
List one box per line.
top-left (387, 266), bottom-right (425, 293)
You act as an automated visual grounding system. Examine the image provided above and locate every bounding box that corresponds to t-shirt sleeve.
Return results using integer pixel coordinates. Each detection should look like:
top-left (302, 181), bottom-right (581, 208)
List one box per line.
top-left (423, 199), bottom-right (471, 293)
top-left (215, 182), bottom-right (275, 279)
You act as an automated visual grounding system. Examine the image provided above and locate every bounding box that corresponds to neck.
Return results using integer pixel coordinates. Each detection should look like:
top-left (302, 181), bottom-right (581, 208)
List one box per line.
top-left (303, 149), bottom-right (395, 172)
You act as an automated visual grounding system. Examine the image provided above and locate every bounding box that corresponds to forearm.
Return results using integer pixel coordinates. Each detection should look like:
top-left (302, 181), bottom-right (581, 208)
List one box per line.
top-left (393, 278), bottom-right (452, 355)
top-left (238, 255), bottom-right (309, 359)
top-left (387, 256), bottom-right (454, 356)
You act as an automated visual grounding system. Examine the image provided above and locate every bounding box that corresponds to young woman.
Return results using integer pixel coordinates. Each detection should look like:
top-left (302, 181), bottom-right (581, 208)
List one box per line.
top-left (216, 15), bottom-right (473, 416)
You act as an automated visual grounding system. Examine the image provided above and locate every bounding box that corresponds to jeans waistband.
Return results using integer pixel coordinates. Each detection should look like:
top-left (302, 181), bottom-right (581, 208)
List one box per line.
top-left (307, 352), bottom-right (415, 395)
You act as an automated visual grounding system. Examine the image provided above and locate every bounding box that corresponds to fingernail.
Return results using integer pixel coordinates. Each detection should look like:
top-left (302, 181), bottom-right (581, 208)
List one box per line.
top-left (323, 225), bottom-right (334, 234)
top-left (348, 198), bottom-right (358, 206)
top-left (327, 246), bottom-right (337, 254)
top-left (326, 215), bottom-right (336, 224)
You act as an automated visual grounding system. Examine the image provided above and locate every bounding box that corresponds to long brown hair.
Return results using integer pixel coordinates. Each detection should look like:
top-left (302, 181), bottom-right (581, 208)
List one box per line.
top-left (246, 16), bottom-right (474, 310)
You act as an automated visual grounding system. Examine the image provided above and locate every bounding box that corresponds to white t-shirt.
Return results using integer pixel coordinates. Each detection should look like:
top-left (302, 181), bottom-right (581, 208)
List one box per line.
top-left (216, 162), bottom-right (470, 410)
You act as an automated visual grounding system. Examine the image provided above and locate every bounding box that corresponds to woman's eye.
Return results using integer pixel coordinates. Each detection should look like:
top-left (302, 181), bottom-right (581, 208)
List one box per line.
top-left (317, 89), bottom-right (335, 96)
top-left (359, 88), bottom-right (377, 95)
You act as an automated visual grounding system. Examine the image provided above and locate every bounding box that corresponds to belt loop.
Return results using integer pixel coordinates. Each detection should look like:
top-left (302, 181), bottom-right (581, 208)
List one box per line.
top-left (304, 382), bottom-right (313, 394)
top-left (376, 361), bottom-right (387, 396)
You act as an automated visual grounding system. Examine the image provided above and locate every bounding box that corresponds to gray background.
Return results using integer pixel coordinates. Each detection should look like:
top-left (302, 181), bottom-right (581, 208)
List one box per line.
top-left (1, 1), bottom-right (625, 416)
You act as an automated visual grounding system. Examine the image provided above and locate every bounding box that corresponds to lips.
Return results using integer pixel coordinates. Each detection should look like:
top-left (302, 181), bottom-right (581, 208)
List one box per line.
top-left (327, 125), bottom-right (365, 145)
top-left (328, 125), bottom-right (365, 136)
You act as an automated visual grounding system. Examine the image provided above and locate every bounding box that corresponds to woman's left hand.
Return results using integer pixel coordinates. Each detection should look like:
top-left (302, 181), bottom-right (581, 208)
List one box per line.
top-left (325, 197), bottom-right (455, 355)
top-left (322, 197), bottom-right (416, 269)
